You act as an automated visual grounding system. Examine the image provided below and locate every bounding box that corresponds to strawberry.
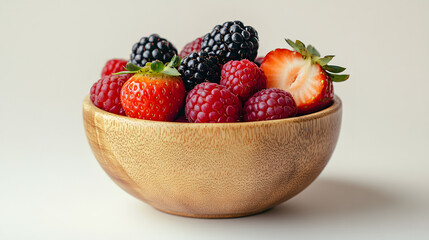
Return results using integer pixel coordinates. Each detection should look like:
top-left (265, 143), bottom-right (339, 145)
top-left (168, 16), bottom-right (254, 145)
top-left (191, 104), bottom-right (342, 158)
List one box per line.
top-left (261, 39), bottom-right (349, 115)
top-left (117, 56), bottom-right (186, 121)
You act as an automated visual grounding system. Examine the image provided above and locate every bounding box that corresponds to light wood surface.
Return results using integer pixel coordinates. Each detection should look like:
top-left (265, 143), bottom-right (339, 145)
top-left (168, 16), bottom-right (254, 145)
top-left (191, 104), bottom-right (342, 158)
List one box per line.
top-left (82, 95), bottom-right (342, 218)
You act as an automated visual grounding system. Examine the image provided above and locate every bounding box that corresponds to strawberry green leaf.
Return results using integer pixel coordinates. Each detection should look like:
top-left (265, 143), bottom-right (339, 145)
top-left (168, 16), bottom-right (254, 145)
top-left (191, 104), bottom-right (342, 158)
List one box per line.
top-left (150, 61), bottom-right (165, 73)
top-left (295, 40), bottom-right (306, 50)
top-left (285, 39), bottom-right (301, 52)
top-left (317, 55), bottom-right (335, 66)
top-left (167, 55), bottom-right (181, 68)
top-left (112, 70), bottom-right (138, 75)
top-left (161, 67), bottom-right (181, 76)
top-left (125, 62), bottom-right (141, 71)
top-left (325, 65), bottom-right (346, 73)
top-left (295, 40), bottom-right (309, 57)
top-left (328, 73), bottom-right (349, 82)
top-left (307, 45), bottom-right (320, 57)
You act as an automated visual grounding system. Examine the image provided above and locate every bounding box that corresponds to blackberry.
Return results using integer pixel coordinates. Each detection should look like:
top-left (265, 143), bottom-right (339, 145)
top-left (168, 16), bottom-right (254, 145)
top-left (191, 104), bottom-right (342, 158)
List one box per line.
top-left (178, 52), bottom-right (221, 91)
top-left (130, 34), bottom-right (177, 67)
top-left (201, 20), bottom-right (259, 64)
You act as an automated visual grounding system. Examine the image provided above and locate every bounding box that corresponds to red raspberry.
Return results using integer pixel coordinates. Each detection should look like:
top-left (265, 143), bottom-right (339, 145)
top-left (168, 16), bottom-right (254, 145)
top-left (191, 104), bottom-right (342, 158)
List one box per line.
top-left (90, 74), bottom-right (133, 115)
top-left (243, 88), bottom-right (297, 122)
top-left (220, 59), bottom-right (266, 103)
top-left (185, 82), bottom-right (241, 123)
top-left (253, 56), bottom-right (265, 67)
top-left (179, 37), bottom-right (202, 59)
top-left (101, 59), bottom-right (128, 77)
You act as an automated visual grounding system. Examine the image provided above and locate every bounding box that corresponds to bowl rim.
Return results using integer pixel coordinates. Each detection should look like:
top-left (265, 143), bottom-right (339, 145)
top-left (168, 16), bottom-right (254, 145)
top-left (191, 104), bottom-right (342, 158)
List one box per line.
top-left (83, 94), bottom-right (342, 127)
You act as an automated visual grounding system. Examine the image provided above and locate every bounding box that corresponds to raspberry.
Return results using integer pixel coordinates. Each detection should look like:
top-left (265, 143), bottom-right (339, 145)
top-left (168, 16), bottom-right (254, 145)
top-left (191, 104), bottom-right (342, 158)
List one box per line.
top-left (220, 59), bottom-right (266, 103)
top-left (243, 88), bottom-right (297, 122)
top-left (101, 59), bottom-right (128, 77)
top-left (253, 56), bottom-right (264, 67)
top-left (185, 82), bottom-right (241, 123)
top-left (90, 74), bottom-right (132, 115)
top-left (179, 37), bottom-right (202, 59)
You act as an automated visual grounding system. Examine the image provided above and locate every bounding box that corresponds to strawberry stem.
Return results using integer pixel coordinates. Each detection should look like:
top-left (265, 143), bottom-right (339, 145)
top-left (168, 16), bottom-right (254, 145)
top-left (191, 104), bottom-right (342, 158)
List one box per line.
top-left (285, 38), bottom-right (350, 82)
top-left (112, 55), bottom-right (182, 77)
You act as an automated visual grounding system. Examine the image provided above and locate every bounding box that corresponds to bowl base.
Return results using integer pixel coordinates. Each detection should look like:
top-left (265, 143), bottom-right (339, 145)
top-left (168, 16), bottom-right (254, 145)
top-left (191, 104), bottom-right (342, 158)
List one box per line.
top-left (153, 207), bottom-right (273, 219)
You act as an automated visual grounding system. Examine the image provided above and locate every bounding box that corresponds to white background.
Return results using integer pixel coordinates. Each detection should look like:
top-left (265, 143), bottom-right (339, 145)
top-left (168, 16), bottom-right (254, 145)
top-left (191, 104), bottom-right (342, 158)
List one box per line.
top-left (1, 0), bottom-right (428, 239)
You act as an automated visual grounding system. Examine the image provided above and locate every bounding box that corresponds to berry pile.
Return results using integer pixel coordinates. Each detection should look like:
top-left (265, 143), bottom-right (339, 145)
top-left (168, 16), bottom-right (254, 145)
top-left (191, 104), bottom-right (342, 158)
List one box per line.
top-left (89, 21), bottom-right (349, 123)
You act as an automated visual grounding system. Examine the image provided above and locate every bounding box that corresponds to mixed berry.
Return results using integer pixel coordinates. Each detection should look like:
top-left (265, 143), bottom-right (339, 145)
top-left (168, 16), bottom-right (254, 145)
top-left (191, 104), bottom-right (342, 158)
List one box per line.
top-left (89, 20), bottom-right (349, 123)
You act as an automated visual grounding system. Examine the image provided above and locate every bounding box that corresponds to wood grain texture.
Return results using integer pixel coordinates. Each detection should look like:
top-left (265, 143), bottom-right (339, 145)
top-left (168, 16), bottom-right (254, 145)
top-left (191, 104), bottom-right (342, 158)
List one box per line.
top-left (82, 95), bottom-right (342, 218)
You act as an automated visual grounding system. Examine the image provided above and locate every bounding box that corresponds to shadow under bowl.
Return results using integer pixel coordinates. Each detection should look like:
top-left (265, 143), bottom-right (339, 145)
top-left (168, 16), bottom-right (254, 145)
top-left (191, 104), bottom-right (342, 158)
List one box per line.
top-left (82, 95), bottom-right (342, 218)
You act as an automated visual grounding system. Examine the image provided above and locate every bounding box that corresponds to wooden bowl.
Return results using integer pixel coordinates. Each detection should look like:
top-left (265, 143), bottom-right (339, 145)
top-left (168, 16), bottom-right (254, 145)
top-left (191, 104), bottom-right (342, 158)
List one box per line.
top-left (82, 95), bottom-right (342, 218)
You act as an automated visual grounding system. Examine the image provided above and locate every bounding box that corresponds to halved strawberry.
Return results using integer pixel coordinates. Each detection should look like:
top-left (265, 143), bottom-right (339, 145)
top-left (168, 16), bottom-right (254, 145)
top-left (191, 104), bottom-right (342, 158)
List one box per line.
top-left (261, 39), bottom-right (349, 115)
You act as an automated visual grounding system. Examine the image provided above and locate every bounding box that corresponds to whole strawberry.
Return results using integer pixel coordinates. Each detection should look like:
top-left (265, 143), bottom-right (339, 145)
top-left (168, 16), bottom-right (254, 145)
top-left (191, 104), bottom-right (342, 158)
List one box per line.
top-left (118, 56), bottom-right (186, 121)
top-left (220, 59), bottom-right (266, 103)
top-left (179, 37), bottom-right (202, 59)
top-left (261, 39), bottom-right (349, 115)
top-left (90, 74), bottom-right (133, 115)
top-left (101, 59), bottom-right (128, 77)
top-left (185, 82), bottom-right (241, 123)
top-left (243, 88), bottom-right (297, 121)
